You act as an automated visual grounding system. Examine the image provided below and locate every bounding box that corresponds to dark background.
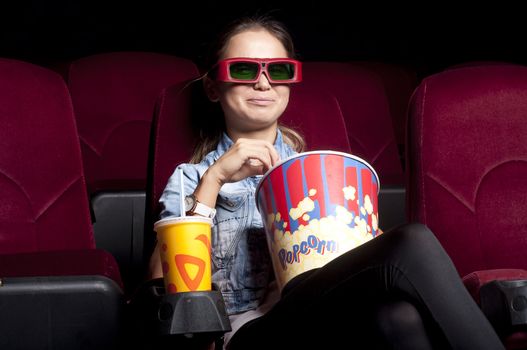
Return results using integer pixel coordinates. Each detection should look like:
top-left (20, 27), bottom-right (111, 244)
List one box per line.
top-left (1, 1), bottom-right (525, 79)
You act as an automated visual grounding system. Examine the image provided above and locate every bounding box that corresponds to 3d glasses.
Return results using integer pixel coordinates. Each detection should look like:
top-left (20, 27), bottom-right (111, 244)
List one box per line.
top-left (213, 58), bottom-right (302, 83)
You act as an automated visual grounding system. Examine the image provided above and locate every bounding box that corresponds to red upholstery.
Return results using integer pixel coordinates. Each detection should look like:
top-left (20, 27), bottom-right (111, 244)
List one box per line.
top-left (407, 64), bottom-right (527, 277)
top-left (302, 62), bottom-right (404, 186)
top-left (354, 61), bottom-right (419, 155)
top-left (282, 82), bottom-right (351, 153)
top-left (407, 64), bottom-right (527, 346)
top-left (0, 57), bottom-right (122, 287)
top-left (147, 81), bottom-right (197, 227)
top-left (505, 332), bottom-right (527, 350)
top-left (0, 58), bottom-right (94, 253)
top-left (66, 52), bottom-right (200, 194)
top-left (0, 249), bottom-right (122, 284)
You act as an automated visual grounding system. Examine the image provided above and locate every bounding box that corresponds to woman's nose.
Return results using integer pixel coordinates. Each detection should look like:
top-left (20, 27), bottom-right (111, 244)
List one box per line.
top-left (254, 71), bottom-right (271, 90)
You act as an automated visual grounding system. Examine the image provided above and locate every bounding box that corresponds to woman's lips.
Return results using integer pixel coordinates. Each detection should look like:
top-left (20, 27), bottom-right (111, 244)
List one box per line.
top-left (247, 98), bottom-right (274, 106)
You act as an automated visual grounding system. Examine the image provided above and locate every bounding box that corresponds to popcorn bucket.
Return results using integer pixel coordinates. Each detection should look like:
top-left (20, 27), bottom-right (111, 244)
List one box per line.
top-left (255, 151), bottom-right (381, 291)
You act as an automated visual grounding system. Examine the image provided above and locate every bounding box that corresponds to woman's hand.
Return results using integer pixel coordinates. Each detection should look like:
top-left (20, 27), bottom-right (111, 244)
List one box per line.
top-left (191, 138), bottom-right (279, 214)
top-left (208, 138), bottom-right (280, 185)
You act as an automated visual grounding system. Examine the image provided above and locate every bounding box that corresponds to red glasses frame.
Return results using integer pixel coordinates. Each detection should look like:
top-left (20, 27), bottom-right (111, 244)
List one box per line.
top-left (213, 57), bottom-right (302, 84)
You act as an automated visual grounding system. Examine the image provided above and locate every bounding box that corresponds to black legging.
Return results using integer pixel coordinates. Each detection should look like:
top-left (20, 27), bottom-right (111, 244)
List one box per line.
top-left (227, 223), bottom-right (504, 350)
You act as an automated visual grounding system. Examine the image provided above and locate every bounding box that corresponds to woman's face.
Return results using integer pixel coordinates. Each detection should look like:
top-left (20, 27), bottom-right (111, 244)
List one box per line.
top-left (210, 29), bottom-right (291, 135)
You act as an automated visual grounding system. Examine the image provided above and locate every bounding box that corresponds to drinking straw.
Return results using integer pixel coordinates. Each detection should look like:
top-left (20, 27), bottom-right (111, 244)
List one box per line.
top-left (179, 168), bottom-right (186, 217)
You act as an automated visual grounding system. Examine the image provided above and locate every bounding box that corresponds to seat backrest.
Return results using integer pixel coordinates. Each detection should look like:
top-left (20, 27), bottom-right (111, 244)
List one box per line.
top-left (281, 81), bottom-right (351, 153)
top-left (407, 64), bottom-right (527, 277)
top-left (0, 58), bottom-right (95, 254)
top-left (301, 62), bottom-right (407, 230)
top-left (302, 62), bottom-right (404, 186)
top-left (354, 61), bottom-right (419, 159)
top-left (146, 81), bottom-right (197, 233)
top-left (66, 51), bottom-right (200, 194)
top-left (0, 59), bottom-right (130, 350)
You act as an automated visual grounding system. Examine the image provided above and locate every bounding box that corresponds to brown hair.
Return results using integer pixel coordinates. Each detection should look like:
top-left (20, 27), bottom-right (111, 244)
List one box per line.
top-left (189, 15), bottom-right (305, 164)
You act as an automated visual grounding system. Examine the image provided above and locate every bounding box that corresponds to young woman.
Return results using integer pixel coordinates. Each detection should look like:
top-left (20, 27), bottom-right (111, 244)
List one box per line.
top-left (149, 16), bottom-right (504, 350)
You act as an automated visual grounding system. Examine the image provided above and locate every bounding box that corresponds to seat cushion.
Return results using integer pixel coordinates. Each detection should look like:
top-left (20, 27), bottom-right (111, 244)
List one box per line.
top-left (504, 331), bottom-right (527, 350)
top-left (0, 249), bottom-right (123, 289)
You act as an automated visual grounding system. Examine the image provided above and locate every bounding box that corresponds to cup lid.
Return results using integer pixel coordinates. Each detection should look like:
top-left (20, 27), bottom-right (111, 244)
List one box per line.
top-left (153, 215), bottom-right (212, 231)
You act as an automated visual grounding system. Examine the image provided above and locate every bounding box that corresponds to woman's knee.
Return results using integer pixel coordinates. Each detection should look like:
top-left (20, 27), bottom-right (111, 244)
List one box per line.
top-left (375, 299), bottom-right (423, 332)
top-left (374, 299), bottom-right (435, 350)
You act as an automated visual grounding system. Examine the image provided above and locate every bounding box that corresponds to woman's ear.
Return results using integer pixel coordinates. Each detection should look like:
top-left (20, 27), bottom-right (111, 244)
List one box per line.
top-left (203, 76), bottom-right (220, 102)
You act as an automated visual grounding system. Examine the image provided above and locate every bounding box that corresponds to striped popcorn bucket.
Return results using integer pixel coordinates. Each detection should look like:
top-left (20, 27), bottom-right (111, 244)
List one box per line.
top-left (256, 151), bottom-right (381, 291)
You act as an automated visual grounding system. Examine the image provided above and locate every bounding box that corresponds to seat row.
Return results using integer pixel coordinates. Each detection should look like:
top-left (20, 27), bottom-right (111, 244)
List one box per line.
top-left (51, 52), bottom-right (417, 292)
top-left (1, 54), bottom-right (526, 349)
top-left (145, 59), bottom-right (527, 350)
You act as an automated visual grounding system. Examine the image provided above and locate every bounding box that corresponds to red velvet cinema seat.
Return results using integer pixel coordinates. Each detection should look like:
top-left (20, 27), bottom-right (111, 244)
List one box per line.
top-left (0, 58), bottom-right (124, 349)
top-left (65, 52), bottom-right (200, 291)
top-left (407, 64), bottom-right (527, 348)
top-left (301, 62), bottom-right (406, 230)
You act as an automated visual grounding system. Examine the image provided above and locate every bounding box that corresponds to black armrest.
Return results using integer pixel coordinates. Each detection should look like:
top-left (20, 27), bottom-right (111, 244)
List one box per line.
top-left (127, 278), bottom-right (231, 348)
top-left (0, 275), bottom-right (124, 350)
top-left (481, 279), bottom-right (527, 336)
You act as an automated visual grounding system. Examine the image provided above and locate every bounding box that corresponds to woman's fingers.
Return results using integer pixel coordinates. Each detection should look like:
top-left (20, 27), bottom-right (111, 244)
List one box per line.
top-left (242, 146), bottom-right (273, 171)
top-left (263, 141), bottom-right (280, 166)
top-left (215, 138), bottom-right (279, 182)
top-left (246, 158), bottom-right (264, 167)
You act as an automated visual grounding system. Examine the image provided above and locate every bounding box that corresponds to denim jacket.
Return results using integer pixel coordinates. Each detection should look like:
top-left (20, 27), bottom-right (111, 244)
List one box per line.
top-left (160, 130), bottom-right (296, 314)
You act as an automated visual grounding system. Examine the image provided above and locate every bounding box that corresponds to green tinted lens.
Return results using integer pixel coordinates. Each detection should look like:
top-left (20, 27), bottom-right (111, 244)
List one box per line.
top-left (229, 62), bottom-right (259, 80)
top-left (268, 63), bottom-right (295, 80)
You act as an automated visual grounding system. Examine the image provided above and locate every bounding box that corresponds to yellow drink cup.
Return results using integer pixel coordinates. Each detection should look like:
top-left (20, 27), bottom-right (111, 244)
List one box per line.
top-left (154, 216), bottom-right (213, 293)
